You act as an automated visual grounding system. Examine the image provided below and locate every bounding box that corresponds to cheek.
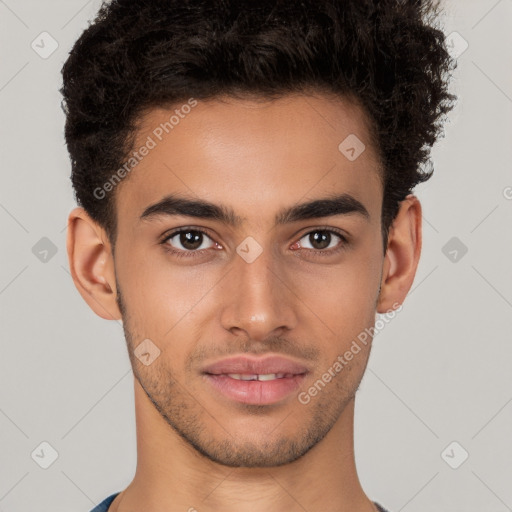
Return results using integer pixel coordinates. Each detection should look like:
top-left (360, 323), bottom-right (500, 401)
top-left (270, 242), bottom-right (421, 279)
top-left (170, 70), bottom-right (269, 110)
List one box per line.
top-left (291, 250), bottom-right (381, 334)
top-left (115, 244), bottom-right (225, 340)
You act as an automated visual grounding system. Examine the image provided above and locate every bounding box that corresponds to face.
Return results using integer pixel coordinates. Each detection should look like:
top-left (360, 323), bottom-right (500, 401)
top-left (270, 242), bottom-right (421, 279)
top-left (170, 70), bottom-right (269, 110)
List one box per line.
top-left (106, 94), bottom-right (387, 467)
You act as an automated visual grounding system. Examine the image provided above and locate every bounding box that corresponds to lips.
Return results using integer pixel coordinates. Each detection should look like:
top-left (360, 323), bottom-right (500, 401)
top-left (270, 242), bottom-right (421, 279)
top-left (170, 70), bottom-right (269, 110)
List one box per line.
top-left (202, 355), bottom-right (309, 405)
top-left (202, 355), bottom-right (309, 376)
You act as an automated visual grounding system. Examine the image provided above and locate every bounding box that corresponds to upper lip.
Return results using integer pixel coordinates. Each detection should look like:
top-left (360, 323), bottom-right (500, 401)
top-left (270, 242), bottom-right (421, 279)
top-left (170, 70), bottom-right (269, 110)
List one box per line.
top-left (202, 355), bottom-right (309, 376)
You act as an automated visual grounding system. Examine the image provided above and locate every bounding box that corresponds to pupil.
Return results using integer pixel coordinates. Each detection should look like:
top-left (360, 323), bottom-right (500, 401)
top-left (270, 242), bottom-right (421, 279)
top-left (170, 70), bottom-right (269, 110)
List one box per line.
top-left (310, 231), bottom-right (330, 250)
top-left (180, 231), bottom-right (202, 250)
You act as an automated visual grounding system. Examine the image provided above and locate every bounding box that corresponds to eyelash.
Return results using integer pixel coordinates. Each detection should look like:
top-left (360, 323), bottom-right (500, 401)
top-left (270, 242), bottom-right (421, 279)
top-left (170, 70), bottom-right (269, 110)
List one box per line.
top-left (160, 226), bottom-right (350, 260)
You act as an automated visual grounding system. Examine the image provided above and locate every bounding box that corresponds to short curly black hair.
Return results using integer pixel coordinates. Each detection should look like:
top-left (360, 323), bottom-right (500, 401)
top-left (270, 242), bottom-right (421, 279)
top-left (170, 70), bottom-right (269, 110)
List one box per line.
top-left (61, 0), bottom-right (456, 251)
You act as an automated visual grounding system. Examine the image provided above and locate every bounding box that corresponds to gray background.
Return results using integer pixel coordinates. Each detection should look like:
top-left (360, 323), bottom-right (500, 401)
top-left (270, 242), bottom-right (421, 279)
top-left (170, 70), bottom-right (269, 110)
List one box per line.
top-left (1, 1), bottom-right (511, 511)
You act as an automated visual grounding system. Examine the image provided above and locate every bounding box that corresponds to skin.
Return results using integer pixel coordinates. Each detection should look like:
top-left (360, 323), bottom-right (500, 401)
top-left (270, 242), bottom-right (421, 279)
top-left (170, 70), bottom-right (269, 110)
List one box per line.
top-left (67, 93), bottom-right (421, 512)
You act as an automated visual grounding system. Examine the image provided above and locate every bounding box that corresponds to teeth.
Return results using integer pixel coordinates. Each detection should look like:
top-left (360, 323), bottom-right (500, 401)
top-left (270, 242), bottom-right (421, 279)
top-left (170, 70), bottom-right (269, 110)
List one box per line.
top-left (227, 373), bottom-right (287, 381)
top-left (258, 373), bottom-right (279, 381)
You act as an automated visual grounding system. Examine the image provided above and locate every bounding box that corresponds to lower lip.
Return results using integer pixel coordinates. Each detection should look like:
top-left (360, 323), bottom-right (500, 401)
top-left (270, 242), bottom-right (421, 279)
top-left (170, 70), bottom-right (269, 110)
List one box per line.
top-left (204, 374), bottom-right (307, 405)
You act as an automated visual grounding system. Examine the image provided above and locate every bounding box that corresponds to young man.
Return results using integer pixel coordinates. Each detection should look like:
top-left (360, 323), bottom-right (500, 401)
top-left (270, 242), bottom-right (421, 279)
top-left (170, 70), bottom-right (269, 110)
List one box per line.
top-left (61, 1), bottom-right (455, 510)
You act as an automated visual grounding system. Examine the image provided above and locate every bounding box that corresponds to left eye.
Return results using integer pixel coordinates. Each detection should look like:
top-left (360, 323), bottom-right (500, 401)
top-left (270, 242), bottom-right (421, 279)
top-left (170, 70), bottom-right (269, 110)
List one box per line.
top-left (297, 230), bottom-right (345, 250)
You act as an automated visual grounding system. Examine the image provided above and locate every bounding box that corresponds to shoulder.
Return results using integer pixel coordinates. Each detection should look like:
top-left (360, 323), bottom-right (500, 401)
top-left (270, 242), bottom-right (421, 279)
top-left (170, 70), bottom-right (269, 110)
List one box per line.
top-left (89, 492), bottom-right (120, 512)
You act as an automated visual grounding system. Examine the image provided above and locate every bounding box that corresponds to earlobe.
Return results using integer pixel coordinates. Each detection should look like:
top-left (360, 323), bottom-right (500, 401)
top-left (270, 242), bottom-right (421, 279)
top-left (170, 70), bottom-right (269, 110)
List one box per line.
top-left (66, 207), bottom-right (122, 321)
top-left (377, 194), bottom-right (422, 314)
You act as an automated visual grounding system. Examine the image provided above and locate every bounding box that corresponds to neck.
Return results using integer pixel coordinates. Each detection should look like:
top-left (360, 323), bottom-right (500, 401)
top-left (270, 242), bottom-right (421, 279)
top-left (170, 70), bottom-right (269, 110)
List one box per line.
top-left (110, 378), bottom-right (375, 512)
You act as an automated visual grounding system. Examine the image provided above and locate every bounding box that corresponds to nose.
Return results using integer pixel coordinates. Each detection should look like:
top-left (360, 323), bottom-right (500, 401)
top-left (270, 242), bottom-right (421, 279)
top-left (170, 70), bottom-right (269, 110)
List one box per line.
top-left (219, 247), bottom-right (298, 341)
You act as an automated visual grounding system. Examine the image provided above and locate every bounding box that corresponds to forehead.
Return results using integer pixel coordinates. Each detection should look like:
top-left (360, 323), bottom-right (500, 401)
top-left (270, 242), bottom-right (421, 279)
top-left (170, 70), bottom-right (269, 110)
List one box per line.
top-left (115, 94), bottom-right (383, 226)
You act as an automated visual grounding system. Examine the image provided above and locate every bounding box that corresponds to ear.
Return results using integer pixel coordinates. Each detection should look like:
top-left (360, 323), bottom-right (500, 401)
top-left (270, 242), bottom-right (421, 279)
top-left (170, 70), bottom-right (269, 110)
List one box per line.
top-left (377, 194), bottom-right (422, 314)
top-left (66, 207), bottom-right (122, 320)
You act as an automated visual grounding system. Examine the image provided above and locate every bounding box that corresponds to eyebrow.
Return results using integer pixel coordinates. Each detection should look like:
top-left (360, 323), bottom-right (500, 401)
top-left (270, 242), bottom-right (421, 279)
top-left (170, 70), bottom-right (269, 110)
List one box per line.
top-left (140, 192), bottom-right (370, 226)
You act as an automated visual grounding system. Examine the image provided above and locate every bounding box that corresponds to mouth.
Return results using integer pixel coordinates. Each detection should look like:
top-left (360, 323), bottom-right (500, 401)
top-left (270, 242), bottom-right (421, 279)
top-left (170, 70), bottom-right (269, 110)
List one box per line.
top-left (222, 373), bottom-right (296, 381)
top-left (202, 355), bottom-right (309, 405)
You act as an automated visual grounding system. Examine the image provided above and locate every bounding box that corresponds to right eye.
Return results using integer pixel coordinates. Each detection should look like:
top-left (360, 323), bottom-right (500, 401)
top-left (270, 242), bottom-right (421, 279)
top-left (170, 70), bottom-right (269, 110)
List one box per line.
top-left (161, 228), bottom-right (222, 258)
